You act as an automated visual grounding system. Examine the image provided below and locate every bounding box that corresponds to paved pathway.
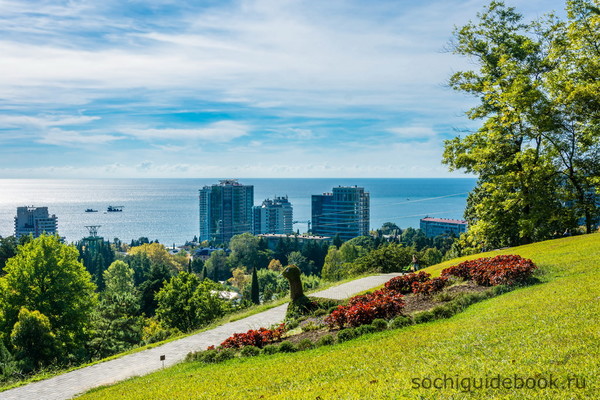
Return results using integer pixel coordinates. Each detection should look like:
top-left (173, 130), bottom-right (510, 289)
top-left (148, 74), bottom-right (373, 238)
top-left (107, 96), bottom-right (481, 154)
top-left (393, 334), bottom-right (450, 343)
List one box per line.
top-left (0, 273), bottom-right (401, 400)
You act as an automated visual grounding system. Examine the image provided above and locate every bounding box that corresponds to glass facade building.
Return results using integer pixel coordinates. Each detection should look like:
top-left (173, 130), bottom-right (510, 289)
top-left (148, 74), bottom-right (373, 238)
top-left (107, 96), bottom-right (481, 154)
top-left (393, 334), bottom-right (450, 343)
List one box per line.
top-left (199, 180), bottom-right (254, 244)
top-left (311, 186), bottom-right (370, 241)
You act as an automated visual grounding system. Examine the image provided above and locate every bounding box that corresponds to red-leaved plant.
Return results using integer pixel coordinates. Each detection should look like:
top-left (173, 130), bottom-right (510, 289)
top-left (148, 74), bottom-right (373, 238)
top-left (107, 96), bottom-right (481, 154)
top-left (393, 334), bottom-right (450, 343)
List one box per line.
top-left (441, 255), bottom-right (537, 286)
top-left (411, 277), bottom-right (449, 296)
top-left (384, 271), bottom-right (431, 294)
top-left (325, 289), bottom-right (405, 328)
top-left (218, 323), bottom-right (287, 349)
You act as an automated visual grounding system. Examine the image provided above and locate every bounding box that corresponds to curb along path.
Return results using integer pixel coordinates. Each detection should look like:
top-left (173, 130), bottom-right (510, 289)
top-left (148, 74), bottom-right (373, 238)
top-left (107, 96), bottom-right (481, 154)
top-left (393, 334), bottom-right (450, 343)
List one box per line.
top-left (0, 273), bottom-right (402, 400)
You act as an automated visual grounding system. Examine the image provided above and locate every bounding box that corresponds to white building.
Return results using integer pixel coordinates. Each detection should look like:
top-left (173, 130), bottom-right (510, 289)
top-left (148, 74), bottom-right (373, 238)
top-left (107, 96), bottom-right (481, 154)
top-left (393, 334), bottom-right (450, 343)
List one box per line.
top-left (253, 196), bottom-right (294, 235)
top-left (14, 206), bottom-right (58, 238)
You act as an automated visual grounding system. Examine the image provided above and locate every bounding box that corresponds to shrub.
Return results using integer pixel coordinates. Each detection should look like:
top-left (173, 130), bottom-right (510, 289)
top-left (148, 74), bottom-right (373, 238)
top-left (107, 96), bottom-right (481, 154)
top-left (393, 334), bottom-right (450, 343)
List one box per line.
top-left (384, 271), bottom-right (431, 294)
top-left (316, 334), bottom-right (335, 347)
top-left (412, 277), bottom-right (449, 296)
top-left (355, 324), bottom-right (376, 336)
top-left (337, 328), bottom-right (357, 343)
top-left (189, 349), bottom-right (218, 363)
top-left (313, 309), bottom-right (327, 317)
top-left (433, 291), bottom-right (456, 302)
top-left (345, 303), bottom-right (376, 327)
top-left (240, 345), bottom-right (261, 357)
top-left (441, 255), bottom-right (537, 286)
top-left (413, 311), bottom-right (435, 324)
top-left (389, 316), bottom-right (412, 329)
top-left (301, 321), bottom-right (321, 332)
top-left (286, 319), bottom-right (299, 330)
top-left (185, 351), bottom-right (201, 362)
top-left (278, 341), bottom-right (298, 353)
top-left (327, 306), bottom-right (339, 315)
top-left (262, 344), bottom-right (279, 355)
top-left (431, 304), bottom-right (458, 320)
top-left (372, 318), bottom-right (388, 331)
top-left (297, 338), bottom-right (314, 351)
top-left (219, 324), bottom-right (286, 349)
top-left (324, 305), bottom-right (347, 329)
top-left (325, 289), bottom-right (405, 329)
top-left (214, 348), bottom-right (236, 363)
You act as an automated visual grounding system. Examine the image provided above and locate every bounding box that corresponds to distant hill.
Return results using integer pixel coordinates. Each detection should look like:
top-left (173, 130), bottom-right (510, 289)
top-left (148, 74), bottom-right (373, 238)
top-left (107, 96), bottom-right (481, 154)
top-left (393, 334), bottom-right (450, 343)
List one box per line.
top-left (80, 233), bottom-right (600, 399)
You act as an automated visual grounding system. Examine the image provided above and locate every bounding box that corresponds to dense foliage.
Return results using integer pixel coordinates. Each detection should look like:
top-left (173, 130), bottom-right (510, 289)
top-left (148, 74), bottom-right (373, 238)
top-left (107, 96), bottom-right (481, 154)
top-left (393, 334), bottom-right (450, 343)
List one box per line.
top-left (155, 273), bottom-right (229, 333)
top-left (0, 235), bottom-right (97, 372)
top-left (445, 0), bottom-right (600, 249)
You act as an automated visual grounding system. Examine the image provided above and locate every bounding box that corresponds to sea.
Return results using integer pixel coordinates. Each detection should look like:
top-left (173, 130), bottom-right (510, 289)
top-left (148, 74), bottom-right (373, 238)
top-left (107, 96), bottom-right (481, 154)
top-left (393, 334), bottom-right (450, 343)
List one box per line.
top-left (0, 178), bottom-right (476, 246)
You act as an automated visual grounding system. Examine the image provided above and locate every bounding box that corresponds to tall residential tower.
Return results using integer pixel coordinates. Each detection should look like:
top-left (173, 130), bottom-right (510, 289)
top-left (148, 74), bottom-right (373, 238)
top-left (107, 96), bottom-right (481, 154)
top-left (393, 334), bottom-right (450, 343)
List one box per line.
top-left (199, 179), bottom-right (254, 244)
top-left (311, 186), bottom-right (370, 241)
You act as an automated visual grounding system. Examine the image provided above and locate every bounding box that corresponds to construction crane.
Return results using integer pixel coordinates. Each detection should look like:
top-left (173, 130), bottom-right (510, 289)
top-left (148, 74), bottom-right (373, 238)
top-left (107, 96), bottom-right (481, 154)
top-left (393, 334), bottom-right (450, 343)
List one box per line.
top-left (292, 220), bottom-right (311, 232)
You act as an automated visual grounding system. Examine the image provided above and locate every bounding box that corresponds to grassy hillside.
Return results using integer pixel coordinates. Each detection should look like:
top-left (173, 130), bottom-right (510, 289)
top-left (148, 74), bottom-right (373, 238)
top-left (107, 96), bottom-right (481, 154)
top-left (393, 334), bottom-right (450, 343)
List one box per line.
top-left (80, 234), bottom-right (600, 399)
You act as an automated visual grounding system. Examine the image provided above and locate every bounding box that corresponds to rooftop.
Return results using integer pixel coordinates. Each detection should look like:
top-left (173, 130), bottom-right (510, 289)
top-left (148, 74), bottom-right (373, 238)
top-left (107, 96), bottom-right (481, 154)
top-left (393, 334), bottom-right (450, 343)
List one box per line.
top-left (420, 217), bottom-right (467, 225)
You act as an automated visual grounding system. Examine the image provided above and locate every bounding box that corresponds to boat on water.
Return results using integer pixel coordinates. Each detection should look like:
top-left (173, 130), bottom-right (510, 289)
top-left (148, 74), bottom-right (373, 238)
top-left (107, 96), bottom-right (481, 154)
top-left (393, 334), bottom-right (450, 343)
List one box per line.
top-left (85, 209), bottom-right (98, 213)
top-left (107, 206), bottom-right (124, 212)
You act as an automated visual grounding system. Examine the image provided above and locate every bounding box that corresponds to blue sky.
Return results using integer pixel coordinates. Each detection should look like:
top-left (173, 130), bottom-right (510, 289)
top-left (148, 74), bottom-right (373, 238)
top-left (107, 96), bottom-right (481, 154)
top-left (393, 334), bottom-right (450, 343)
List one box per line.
top-left (0, 0), bottom-right (566, 178)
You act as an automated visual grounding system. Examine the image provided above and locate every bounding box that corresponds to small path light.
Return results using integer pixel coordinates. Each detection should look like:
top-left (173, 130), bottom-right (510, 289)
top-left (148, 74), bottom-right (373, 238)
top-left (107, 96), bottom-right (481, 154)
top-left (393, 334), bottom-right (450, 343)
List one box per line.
top-left (160, 355), bottom-right (166, 368)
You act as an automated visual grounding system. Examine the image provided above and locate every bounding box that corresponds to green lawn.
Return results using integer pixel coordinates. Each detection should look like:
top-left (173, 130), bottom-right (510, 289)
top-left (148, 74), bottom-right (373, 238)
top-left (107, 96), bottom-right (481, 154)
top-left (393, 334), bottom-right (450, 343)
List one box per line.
top-left (80, 234), bottom-right (600, 399)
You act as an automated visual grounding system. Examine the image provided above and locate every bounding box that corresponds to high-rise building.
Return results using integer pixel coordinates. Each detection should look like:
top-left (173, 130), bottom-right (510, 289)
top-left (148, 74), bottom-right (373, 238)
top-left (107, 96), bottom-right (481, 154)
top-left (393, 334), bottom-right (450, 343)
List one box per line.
top-left (253, 196), bottom-right (293, 235)
top-left (311, 186), bottom-right (370, 241)
top-left (14, 206), bottom-right (58, 238)
top-left (199, 179), bottom-right (254, 243)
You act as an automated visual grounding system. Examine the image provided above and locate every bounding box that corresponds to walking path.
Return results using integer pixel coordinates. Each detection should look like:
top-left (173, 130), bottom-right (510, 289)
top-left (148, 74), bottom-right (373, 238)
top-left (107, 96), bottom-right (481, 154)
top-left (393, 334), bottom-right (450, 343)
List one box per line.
top-left (0, 273), bottom-right (401, 400)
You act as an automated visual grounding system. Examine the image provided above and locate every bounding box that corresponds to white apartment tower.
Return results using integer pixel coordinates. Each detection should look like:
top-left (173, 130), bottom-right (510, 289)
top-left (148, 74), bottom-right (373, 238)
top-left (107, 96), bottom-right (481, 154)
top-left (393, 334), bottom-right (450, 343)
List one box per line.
top-left (253, 196), bottom-right (294, 235)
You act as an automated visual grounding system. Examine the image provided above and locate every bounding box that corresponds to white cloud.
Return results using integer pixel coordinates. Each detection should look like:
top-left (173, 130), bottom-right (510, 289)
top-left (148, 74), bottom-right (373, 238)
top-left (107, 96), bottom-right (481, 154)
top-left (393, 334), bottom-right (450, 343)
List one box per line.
top-left (121, 121), bottom-right (249, 143)
top-left (388, 126), bottom-right (438, 140)
top-left (0, 114), bottom-right (100, 129)
top-left (38, 128), bottom-right (124, 146)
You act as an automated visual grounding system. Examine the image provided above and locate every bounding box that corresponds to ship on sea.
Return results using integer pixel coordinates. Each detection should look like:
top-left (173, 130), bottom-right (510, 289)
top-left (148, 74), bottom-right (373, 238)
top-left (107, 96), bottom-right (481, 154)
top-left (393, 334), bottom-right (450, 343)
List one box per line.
top-left (107, 206), bottom-right (124, 212)
top-left (85, 209), bottom-right (98, 213)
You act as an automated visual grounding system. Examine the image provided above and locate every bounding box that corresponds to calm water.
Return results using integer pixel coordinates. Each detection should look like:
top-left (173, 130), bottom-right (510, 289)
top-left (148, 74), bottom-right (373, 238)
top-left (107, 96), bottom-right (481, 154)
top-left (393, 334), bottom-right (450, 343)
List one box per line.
top-left (0, 178), bottom-right (476, 245)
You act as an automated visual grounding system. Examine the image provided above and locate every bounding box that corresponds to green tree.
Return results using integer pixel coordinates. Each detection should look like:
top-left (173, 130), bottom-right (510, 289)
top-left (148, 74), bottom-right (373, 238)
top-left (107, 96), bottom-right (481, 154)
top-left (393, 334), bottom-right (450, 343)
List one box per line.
top-left (444, 1), bottom-right (575, 248)
top-left (543, 0), bottom-right (600, 233)
top-left (250, 268), bottom-right (260, 305)
top-left (420, 247), bottom-right (443, 267)
top-left (287, 251), bottom-right (315, 275)
top-left (344, 236), bottom-right (376, 251)
top-left (88, 261), bottom-right (143, 358)
top-left (205, 249), bottom-right (230, 281)
top-left (255, 269), bottom-right (289, 301)
top-left (228, 233), bottom-right (270, 272)
top-left (321, 246), bottom-right (344, 281)
top-left (191, 257), bottom-right (204, 274)
top-left (0, 236), bottom-right (19, 276)
top-left (138, 262), bottom-right (173, 317)
top-left (0, 235), bottom-right (97, 359)
top-left (10, 308), bottom-right (58, 371)
top-left (350, 243), bottom-right (412, 275)
top-left (155, 273), bottom-right (229, 332)
top-left (0, 339), bottom-right (17, 380)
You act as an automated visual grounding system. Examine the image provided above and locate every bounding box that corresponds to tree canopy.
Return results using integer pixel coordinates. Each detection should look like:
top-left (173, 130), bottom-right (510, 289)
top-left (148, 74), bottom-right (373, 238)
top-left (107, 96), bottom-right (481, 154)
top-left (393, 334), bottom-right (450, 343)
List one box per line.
top-left (445, 0), bottom-right (600, 248)
top-left (0, 235), bottom-right (97, 357)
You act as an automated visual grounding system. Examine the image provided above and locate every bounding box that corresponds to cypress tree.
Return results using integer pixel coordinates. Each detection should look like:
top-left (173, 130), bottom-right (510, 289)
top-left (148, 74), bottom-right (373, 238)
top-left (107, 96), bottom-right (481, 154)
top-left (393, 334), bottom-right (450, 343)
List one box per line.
top-left (250, 267), bottom-right (260, 305)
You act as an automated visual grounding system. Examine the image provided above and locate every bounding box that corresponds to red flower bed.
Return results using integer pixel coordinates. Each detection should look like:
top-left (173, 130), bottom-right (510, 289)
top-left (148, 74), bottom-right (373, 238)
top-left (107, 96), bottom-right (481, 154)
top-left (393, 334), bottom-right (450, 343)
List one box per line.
top-left (219, 323), bottom-right (287, 349)
top-left (384, 271), bottom-right (431, 294)
top-left (411, 277), bottom-right (449, 296)
top-left (325, 289), bottom-right (405, 328)
top-left (441, 255), bottom-right (537, 286)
